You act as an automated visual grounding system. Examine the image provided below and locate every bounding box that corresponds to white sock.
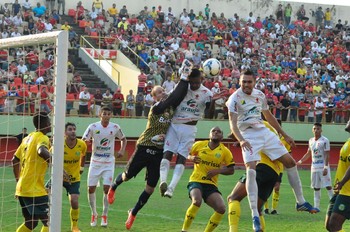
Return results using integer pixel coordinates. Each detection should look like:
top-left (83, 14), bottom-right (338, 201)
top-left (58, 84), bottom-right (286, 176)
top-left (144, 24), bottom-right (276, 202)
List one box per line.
top-left (327, 189), bottom-right (334, 199)
top-left (103, 194), bottom-right (109, 216)
top-left (168, 164), bottom-right (185, 191)
top-left (160, 159), bottom-right (170, 183)
top-left (246, 169), bottom-right (259, 218)
top-left (89, 193), bottom-right (97, 216)
top-left (314, 190), bottom-right (321, 209)
top-left (286, 166), bottom-right (306, 204)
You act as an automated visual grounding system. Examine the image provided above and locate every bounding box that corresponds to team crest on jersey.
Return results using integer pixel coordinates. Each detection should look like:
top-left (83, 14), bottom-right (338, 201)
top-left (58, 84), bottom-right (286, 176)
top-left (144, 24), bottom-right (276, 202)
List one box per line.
top-left (256, 98), bottom-right (259, 103)
top-left (195, 94), bottom-right (199, 99)
top-left (338, 204), bottom-right (345, 211)
top-left (187, 99), bottom-right (198, 108)
top-left (240, 100), bottom-right (246, 105)
top-left (100, 138), bottom-right (110, 147)
top-left (75, 151), bottom-right (80, 156)
top-left (95, 130), bottom-right (100, 134)
top-left (215, 153), bottom-right (221, 158)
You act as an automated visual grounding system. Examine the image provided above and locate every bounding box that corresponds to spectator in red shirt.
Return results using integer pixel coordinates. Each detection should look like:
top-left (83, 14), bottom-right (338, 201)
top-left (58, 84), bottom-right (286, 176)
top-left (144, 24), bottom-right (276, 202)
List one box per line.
top-left (16, 87), bottom-right (29, 114)
top-left (112, 89), bottom-right (124, 116)
top-left (138, 72), bottom-right (147, 93)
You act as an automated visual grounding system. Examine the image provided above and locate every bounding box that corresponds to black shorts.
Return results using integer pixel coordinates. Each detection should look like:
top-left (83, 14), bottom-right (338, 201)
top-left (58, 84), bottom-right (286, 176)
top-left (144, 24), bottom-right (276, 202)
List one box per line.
top-left (63, 181), bottom-right (80, 195)
top-left (125, 145), bottom-right (163, 188)
top-left (19, 196), bottom-right (49, 218)
top-left (239, 163), bottom-right (279, 202)
top-left (187, 182), bottom-right (221, 203)
top-left (327, 194), bottom-right (350, 219)
top-left (277, 173), bottom-right (283, 183)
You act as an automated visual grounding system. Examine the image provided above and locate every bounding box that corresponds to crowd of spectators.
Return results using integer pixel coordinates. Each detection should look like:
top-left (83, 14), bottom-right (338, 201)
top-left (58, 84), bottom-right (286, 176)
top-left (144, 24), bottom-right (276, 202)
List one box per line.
top-left (0, 1), bottom-right (350, 123)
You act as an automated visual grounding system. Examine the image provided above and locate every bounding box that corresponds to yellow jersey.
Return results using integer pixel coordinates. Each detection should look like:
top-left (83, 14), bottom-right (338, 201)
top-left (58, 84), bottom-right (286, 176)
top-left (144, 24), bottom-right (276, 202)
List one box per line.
top-left (335, 139), bottom-right (350, 196)
top-left (61, 25), bottom-right (71, 31)
top-left (108, 7), bottom-right (118, 16)
top-left (93, 0), bottom-right (102, 9)
top-left (63, 139), bottom-right (87, 183)
top-left (259, 122), bottom-right (291, 175)
top-left (189, 140), bottom-right (234, 186)
top-left (325, 11), bottom-right (331, 21)
top-left (15, 131), bottom-right (50, 197)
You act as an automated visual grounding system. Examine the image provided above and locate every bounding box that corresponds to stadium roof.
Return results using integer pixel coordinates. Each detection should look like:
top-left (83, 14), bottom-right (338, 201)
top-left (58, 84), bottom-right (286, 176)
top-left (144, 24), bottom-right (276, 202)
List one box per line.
top-left (280, 0), bottom-right (350, 7)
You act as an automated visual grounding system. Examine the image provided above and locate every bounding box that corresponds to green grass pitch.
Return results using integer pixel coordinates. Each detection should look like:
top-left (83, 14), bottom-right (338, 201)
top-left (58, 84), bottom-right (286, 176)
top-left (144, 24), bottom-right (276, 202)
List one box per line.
top-left (0, 167), bottom-right (349, 232)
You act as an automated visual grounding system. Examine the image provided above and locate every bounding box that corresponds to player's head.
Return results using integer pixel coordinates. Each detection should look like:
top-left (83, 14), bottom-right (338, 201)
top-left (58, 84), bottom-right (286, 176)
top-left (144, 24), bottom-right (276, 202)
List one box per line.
top-left (239, 69), bottom-right (255, 95)
top-left (209, 126), bottom-right (223, 143)
top-left (65, 122), bottom-right (76, 140)
top-left (312, 123), bottom-right (322, 137)
top-left (33, 112), bottom-right (51, 134)
top-left (345, 120), bottom-right (350, 133)
top-left (100, 106), bottom-right (112, 124)
top-left (151, 86), bottom-right (166, 102)
top-left (189, 69), bottom-right (202, 91)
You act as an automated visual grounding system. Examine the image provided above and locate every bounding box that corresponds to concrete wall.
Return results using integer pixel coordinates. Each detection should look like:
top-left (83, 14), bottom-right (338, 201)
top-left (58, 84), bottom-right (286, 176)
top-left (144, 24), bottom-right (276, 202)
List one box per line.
top-left (41, 0), bottom-right (350, 23)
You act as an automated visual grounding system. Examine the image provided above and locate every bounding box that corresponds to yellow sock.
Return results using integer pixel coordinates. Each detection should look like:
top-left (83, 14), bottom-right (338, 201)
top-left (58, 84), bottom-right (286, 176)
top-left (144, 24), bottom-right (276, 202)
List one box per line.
top-left (264, 200), bottom-right (269, 211)
top-left (70, 208), bottom-right (80, 228)
top-left (182, 204), bottom-right (199, 231)
top-left (228, 200), bottom-right (241, 232)
top-left (204, 211), bottom-right (224, 232)
top-left (40, 226), bottom-right (48, 232)
top-left (272, 190), bottom-right (280, 210)
top-left (339, 230), bottom-right (345, 232)
top-left (260, 215), bottom-right (266, 231)
top-left (16, 223), bottom-right (31, 232)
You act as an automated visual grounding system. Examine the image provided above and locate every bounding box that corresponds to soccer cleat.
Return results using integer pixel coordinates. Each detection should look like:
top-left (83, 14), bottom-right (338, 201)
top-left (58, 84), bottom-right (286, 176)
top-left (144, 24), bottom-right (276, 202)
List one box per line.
top-left (164, 187), bottom-right (174, 198)
top-left (71, 227), bottom-right (81, 232)
top-left (252, 216), bottom-right (263, 232)
top-left (101, 215), bottom-right (108, 227)
top-left (107, 188), bottom-right (116, 204)
top-left (264, 208), bottom-right (269, 214)
top-left (159, 182), bottom-right (168, 197)
top-left (296, 202), bottom-right (320, 214)
top-left (125, 209), bottom-right (136, 230)
top-left (271, 210), bottom-right (278, 215)
top-left (90, 214), bottom-right (98, 227)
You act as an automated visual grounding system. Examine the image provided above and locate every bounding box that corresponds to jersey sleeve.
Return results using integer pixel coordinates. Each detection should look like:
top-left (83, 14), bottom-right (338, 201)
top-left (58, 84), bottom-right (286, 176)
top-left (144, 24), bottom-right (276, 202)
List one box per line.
top-left (14, 143), bottom-right (23, 160)
top-left (223, 146), bottom-right (235, 166)
top-left (82, 124), bottom-right (93, 141)
top-left (226, 93), bottom-right (238, 114)
top-left (115, 126), bottom-right (126, 140)
top-left (261, 94), bottom-right (269, 111)
top-left (204, 90), bottom-right (213, 103)
top-left (324, 138), bottom-right (330, 152)
top-left (81, 140), bottom-right (87, 157)
top-left (36, 135), bottom-right (50, 151)
top-left (190, 141), bottom-right (201, 156)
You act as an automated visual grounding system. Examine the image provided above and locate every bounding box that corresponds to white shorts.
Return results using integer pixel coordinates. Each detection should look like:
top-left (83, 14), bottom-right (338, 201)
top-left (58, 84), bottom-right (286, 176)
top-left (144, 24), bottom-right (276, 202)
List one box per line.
top-left (311, 169), bottom-right (332, 189)
top-left (87, 162), bottom-right (114, 187)
top-left (164, 123), bottom-right (197, 158)
top-left (241, 127), bottom-right (288, 163)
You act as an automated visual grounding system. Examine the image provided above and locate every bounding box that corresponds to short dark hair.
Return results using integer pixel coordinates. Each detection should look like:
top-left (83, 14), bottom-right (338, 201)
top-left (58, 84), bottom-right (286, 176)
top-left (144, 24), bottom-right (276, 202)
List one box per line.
top-left (189, 68), bottom-right (201, 79)
top-left (33, 112), bottom-right (49, 130)
top-left (65, 122), bottom-right (76, 130)
top-left (314, 122), bottom-right (322, 127)
top-left (242, 69), bottom-right (254, 77)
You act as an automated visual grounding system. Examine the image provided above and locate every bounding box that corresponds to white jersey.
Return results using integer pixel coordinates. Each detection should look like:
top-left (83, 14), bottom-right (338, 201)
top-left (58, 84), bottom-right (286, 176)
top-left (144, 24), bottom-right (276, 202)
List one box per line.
top-left (82, 122), bottom-right (125, 163)
top-left (226, 88), bottom-right (268, 131)
top-left (172, 85), bottom-right (212, 124)
top-left (309, 135), bottom-right (330, 172)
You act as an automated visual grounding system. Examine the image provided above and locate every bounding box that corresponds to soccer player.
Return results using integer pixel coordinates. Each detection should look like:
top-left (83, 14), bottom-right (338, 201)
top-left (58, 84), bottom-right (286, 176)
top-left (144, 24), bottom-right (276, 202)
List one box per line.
top-left (227, 121), bottom-right (290, 232)
top-left (226, 70), bottom-right (317, 232)
top-left (263, 175), bottom-right (283, 215)
top-left (159, 68), bottom-right (213, 198)
top-left (325, 120), bottom-right (350, 232)
top-left (12, 112), bottom-right (52, 232)
top-left (63, 122), bottom-right (87, 232)
top-left (181, 127), bottom-right (235, 232)
top-left (82, 106), bottom-right (127, 227)
top-left (297, 123), bottom-right (333, 210)
top-left (107, 62), bottom-right (190, 230)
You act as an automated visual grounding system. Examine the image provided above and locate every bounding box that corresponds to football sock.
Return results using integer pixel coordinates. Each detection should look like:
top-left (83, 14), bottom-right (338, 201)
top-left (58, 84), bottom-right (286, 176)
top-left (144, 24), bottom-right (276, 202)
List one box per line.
top-left (272, 190), bottom-right (280, 210)
top-left (264, 200), bottom-right (269, 210)
top-left (103, 194), bottom-right (109, 216)
top-left (111, 173), bottom-right (123, 191)
top-left (159, 159), bottom-right (170, 183)
top-left (314, 190), bottom-right (321, 209)
top-left (246, 169), bottom-right (259, 217)
top-left (132, 190), bottom-right (151, 216)
top-left (16, 223), bottom-right (31, 232)
top-left (40, 226), bottom-right (48, 232)
top-left (182, 204), bottom-right (199, 231)
top-left (168, 164), bottom-right (185, 191)
top-left (260, 215), bottom-right (266, 231)
top-left (327, 189), bottom-right (334, 199)
top-left (286, 166), bottom-right (306, 204)
top-left (70, 208), bottom-right (80, 228)
top-left (204, 211), bottom-right (223, 232)
top-left (88, 193), bottom-right (98, 216)
top-left (228, 200), bottom-right (241, 232)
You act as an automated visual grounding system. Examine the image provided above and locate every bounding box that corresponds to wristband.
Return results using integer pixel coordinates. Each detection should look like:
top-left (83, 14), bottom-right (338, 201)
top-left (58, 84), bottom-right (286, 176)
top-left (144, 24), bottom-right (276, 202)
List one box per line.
top-left (297, 160), bottom-right (302, 164)
top-left (324, 165), bottom-right (329, 169)
top-left (80, 167), bottom-right (84, 171)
